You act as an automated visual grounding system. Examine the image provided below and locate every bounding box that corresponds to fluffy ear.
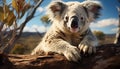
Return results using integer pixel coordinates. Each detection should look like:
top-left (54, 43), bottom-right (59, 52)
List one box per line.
top-left (47, 1), bottom-right (66, 20)
top-left (81, 1), bottom-right (102, 20)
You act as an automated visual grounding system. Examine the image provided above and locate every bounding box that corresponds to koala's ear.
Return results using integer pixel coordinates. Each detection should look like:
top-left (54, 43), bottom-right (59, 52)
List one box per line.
top-left (47, 2), bottom-right (66, 17)
top-left (81, 1), bottom-right (102, 19)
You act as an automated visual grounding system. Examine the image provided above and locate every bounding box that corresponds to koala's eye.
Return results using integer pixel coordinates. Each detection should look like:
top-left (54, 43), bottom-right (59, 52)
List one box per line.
top-left (80, 17), bottom-right (83, 20)
top-left (64, 16), bottom-right (69, 23)
top-left (65, 16), bottom-right (69, 21)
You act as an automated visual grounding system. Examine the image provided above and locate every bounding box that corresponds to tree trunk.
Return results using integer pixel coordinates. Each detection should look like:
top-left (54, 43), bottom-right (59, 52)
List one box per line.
top-left (114, 7), bottom-right (120, 45)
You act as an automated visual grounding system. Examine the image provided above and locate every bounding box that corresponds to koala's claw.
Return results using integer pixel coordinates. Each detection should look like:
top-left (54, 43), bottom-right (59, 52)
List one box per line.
top-left (64, 46), bottom-right (81, 62)
top-left (79, 44), bottom-right (96, 55)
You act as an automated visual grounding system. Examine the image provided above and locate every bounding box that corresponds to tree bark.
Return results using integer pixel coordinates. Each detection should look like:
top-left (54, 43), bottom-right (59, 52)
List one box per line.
top-left (114, 7), bottom-right (120, 45)
top-left (0, 44), bottom-right (120, 69)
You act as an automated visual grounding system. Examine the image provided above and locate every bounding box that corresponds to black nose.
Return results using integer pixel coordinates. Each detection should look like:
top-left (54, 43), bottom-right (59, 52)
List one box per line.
top-left (71, 16), bottom-right (78, 28)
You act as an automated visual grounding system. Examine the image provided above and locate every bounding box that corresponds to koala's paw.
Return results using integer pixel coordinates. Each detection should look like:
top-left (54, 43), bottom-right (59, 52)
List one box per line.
top-left (78, 42), bottom-right (96, 55)
top-left (63, 46), bottom-right (81, 62)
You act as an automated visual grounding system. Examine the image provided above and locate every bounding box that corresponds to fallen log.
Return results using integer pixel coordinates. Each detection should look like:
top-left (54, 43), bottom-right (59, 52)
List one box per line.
top-left (0, 44), bottom-right (120, 69)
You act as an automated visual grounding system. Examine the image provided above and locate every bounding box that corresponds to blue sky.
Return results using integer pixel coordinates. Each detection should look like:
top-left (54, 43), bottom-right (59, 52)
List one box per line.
top-left (23, 0), bottom-right (120, 34)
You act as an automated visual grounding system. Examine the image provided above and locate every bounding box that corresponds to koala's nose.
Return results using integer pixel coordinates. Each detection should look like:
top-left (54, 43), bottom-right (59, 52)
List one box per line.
top-left (71, 16), bottom-right (79, 28)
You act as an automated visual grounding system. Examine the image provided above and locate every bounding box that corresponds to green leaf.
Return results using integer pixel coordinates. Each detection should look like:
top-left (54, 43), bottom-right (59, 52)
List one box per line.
top-left (12, 0), bottom-right (19, 13)
top-left (0, 6), bottom-right (4, 22)
top-left (4, 10), bottom-right (16, 26)
top-left (41, 15), bottom-right (50, 24)
top-left (20, 3), bottom-right (31, 18)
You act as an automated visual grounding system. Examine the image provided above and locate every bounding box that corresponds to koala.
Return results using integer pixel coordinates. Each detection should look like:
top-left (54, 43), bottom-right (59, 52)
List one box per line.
top-left (31, 1), bottom-right (102, 62)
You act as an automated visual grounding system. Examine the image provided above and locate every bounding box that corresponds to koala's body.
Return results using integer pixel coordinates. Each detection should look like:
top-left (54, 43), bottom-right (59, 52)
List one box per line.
top-left (31, 1), bottom-right (102, 62)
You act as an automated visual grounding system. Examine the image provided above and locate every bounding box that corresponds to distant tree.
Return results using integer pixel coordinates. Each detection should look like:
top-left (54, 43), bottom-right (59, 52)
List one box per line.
top-left (114, 6), bottom-right (120, 45)
top-left (41, 15), bottom-right (50, 24)
top-left (40, 15), bottom-right (50, 32)
top-left (93, 31), bottom-right (105, 40)
top-left (0, 0), bottom-right (43, 54)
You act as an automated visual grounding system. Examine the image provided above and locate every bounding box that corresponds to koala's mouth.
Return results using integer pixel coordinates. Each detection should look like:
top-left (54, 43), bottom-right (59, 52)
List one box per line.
top-left (69, 26), bottom-right (79, 33)
top-left (69, 27), bottom-right (79, 33)
top-left (69, 16), bottom-right (79, 33)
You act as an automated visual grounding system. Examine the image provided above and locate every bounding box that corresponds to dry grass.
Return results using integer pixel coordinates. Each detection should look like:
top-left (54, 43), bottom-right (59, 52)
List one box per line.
top-left (11, 33), bottom-right (116, 54)
top-left (99, 35), bottom-right (115, 45)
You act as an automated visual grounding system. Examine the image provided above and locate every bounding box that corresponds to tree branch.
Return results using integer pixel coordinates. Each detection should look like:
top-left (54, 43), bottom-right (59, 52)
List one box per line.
top-left (2, 0), bottom-right (43, 54)
top-left (18, 0), bottom-right (43, 37)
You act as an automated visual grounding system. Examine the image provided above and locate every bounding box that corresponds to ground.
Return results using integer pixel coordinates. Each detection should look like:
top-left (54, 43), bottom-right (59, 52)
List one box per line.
top-left (0, 44), bottom-right (120, 69)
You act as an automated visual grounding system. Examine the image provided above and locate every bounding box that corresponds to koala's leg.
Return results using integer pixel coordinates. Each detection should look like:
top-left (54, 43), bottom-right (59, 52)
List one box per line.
top-left (32, 39), bottom-right (81, 62)
top-left (78, 29), bottom-right (98, 54)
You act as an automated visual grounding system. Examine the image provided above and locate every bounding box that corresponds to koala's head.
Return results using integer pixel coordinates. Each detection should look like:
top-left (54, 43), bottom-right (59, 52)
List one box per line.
top-left (47, 1), bottom-right (102, 33)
